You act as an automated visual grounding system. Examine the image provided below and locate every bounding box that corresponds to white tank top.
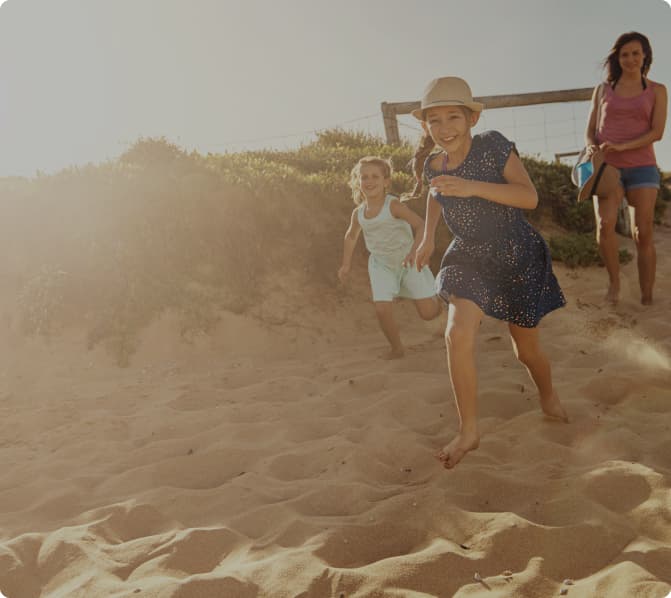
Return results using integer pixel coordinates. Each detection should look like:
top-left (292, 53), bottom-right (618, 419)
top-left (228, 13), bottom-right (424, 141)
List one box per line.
top-left (357, 195), bottom-right (414, 268)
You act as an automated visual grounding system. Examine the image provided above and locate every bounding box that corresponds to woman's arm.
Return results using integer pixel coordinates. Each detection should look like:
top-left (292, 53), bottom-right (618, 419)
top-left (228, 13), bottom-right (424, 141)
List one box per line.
top-left (585, 84), bottom-right (603, 153)
top-left (601, 83), bottom-right (668, 152)
top-left (429, 151), bottom-right (538, 210)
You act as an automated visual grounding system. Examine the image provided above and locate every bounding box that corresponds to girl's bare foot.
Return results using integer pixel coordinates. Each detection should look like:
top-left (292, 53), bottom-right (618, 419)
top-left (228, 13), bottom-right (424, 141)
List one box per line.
top-left (540, 391), bottom-right (569, 423)
top-left (381, 346), bottom-right (404, 360)
top-left (435, 431), bottom-right (480, 469)
top-left (641, 295), bottom-right (653, 306)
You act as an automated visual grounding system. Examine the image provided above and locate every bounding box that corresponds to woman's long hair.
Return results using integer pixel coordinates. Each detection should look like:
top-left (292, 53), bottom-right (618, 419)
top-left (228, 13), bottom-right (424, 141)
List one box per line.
top-left (604, 31), bottom-right (653, 87)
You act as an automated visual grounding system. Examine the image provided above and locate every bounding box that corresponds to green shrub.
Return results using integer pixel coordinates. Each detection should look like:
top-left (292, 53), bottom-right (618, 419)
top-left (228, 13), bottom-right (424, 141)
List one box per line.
top-left (549, 233), bottom-right (632, 268)
top-left (1, 130), bottom-right (651, 365)
top-left (654, 171), bottom-right (670, 223)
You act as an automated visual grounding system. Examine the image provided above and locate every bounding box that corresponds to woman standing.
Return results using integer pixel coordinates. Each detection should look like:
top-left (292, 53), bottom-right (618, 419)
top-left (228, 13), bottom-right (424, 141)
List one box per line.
top-left (585, 31), bottom-right (667, 305)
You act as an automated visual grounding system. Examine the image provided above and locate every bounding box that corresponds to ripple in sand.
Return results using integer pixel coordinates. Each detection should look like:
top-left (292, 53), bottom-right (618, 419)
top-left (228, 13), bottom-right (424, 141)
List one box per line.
top-left (88, 503), bottom-right (175, 544)
top-left (575, 559), bottom-right (670, 598)
top-left (291, 483), bottom-right (380, 518)
top-left (481, 520), bottom-right (634, 581)
top-left (266, 448), bottom-right (351, 482)
top-left (145, 527), bottom-right (239, 575)
top-left (167, 576), bottom-right (258, 598)
top-left (282, 418), bottom-right (343, 443)
top-left (579, 375), bottom-right (634, 405)
top-left (229, 504), bottom-right (295, 540)
top-left (314, 523), bottom-right (428, 568)
top-left (168, 389), bottom-right (228, 411)
top-left (144, 448), bottom-right (264, 490)
top-left (36, 535), bottom-right (90, 589)
top-left (580, 462), bottom-right (658, 513)
top-left (260, 519), bottom-right (322, 550)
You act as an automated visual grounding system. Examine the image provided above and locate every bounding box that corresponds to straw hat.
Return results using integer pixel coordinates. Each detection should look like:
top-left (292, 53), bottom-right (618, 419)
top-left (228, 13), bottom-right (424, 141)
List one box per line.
top-left (411, 77), bottom-right (485, 121)
top-left (572, 149), bottom-right (622, 202)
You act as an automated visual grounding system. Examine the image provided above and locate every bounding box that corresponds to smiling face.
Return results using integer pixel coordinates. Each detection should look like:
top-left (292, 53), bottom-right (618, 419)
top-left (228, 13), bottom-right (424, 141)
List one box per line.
top-left (618, 40), bottom-right (646, 76)
top-left (358, 163), bottom-right (389, 202)
top-left (423, 105), bottom-right (479, 154)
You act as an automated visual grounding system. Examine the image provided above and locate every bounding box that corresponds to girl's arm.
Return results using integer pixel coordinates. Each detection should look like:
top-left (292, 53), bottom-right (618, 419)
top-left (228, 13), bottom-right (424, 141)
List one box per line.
top-left (429, 151), bottom-right (538, 210)
top-left (415, 192), bottom-right (442, 270)
top-left (389, 199), bottom-right (425, 266)
top-left (338, 208), bottom-right (362, 283)
top-left (601, 83), bottom-right (668, 152)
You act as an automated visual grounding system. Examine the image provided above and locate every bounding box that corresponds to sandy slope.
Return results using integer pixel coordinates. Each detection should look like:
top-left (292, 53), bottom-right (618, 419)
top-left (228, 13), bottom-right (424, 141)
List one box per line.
top-left (0, 227), bottom-right (670, 598)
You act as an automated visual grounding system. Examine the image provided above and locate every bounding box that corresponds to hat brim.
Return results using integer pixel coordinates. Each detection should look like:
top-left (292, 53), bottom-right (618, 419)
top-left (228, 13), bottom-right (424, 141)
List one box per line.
top-left (411, 100), bottom-right (485, 121)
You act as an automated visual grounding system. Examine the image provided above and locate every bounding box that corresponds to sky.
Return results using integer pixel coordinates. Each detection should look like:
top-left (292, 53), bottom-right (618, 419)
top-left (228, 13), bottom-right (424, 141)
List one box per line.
top-left (0, 0), bottom-right (670, 177)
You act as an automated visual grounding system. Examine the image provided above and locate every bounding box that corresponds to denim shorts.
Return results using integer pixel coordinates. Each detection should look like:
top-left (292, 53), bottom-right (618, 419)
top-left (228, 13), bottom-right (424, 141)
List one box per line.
top-left (618, 165), bottom-right (660, 191)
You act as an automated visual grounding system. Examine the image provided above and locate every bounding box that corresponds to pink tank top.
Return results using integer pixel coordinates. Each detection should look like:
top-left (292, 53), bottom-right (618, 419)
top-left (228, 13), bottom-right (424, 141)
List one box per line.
top-left (596, 81), bottom-right (657, 168)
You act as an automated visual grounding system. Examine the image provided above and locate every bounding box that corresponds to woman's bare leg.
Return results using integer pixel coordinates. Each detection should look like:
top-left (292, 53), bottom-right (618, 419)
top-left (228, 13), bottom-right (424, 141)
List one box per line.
top-left (593, 187), bottom-right (624, 304)
top-left (626, 187), bottom-right (657, 305)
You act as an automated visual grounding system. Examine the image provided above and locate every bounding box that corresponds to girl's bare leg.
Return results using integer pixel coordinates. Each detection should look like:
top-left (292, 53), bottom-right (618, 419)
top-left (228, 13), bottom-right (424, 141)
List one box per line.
top-left (508, 324), bottom-right (568, 422)
top-left (593, 188), bottom-right (624, 304)
top-left (413, 296), bottom-right (443, 320)
top-left (374, 301), bottom-right (404, 359)
top-left (626, 188), bottom-right (657, 305)
top-left (436, 297), bottom-right (483, 469)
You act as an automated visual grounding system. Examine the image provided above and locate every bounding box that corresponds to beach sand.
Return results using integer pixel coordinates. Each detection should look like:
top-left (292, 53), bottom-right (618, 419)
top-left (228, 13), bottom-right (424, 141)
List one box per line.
top-left (0, 226), bottom-right (670, 598)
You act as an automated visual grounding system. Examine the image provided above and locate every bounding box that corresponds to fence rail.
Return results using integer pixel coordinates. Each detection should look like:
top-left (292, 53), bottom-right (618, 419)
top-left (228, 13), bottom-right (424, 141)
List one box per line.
top-left (380, 87), bottom-right (594, 145)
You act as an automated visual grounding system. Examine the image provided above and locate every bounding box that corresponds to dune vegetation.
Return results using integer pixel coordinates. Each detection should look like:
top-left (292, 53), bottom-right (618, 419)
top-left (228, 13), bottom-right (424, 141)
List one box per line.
top-left (0, 131), bottom-right (667, 364)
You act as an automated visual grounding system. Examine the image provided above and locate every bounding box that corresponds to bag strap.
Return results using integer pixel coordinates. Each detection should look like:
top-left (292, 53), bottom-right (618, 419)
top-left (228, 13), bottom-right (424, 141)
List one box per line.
top-left (588, 160), bottom-right (608, 197)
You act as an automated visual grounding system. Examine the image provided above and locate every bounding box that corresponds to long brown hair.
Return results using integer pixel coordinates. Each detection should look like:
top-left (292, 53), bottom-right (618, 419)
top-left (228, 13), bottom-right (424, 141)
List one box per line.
top-left (407, 131), bottom-right (435, 199)
top-left (604, 31), bottom-right (653, 87)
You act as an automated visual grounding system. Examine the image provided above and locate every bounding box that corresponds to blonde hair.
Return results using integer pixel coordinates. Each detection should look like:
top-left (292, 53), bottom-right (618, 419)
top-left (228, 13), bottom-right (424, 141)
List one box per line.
top-left (348, 156), bottom-right (393, 205)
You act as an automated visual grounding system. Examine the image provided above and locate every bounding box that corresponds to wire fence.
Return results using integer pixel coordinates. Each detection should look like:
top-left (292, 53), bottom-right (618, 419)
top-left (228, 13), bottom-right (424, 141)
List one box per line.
top-left (397, 101), bottom-right (591, 164)
top-left (189, 101), bottom-right (592, 166)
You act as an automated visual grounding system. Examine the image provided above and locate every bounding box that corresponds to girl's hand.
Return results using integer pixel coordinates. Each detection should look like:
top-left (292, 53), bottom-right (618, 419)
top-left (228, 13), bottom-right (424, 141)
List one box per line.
top-left (337, 265), bottom-right (350, 284)
top-left (429, 175), bottom-right (475, 198)
top-left (403, 249), bottom-right (416, 268)
top-left (599, 141), bottom-right (624, 153)
top-left (586, 144), bottom-right (600, 157)
top-left (414, 238), bottom-right (434, 271)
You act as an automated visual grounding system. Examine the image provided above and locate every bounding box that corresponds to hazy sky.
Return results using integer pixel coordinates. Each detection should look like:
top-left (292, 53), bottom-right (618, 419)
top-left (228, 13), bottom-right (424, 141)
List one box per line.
top-left (0, 0), bottom-right (670, 176)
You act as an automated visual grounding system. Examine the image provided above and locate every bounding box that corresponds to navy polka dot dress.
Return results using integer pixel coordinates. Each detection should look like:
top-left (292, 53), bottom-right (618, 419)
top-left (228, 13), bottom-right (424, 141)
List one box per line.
top-left (424, 130), bottom-right (566, 328)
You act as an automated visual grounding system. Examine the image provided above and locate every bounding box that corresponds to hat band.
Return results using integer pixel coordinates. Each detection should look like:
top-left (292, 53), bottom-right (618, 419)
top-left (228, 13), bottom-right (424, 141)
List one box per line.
top-left (424, 99), bottom-right (467, 107)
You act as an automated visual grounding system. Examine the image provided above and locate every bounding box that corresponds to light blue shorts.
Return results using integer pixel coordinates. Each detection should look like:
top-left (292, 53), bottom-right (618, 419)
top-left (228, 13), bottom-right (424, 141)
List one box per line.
top-left (368, 255), bottom-right (436, 302)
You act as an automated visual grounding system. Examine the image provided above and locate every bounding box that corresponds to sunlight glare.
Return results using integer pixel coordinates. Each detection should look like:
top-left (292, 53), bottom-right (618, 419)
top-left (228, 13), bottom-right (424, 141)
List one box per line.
top-left (605, 330), bottom-right (670, 371)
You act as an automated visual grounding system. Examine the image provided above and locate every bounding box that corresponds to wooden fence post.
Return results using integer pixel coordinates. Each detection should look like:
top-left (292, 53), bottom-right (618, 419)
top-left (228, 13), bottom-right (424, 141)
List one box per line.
top-left (381, 102), bottom-right (400, 146)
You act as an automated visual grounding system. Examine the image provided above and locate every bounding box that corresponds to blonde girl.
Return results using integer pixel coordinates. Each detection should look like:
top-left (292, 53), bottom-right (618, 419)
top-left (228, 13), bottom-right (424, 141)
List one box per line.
top-left (338, 156), bottom-right (441, 359)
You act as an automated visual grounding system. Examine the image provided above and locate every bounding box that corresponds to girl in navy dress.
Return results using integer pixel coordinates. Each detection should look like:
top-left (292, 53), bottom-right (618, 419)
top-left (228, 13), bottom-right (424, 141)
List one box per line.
top-left (412, 77), bottom-right (568, 469)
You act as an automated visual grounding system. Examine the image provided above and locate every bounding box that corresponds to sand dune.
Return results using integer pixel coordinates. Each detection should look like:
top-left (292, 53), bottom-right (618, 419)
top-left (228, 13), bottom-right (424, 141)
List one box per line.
top-left (1, 226), bottom-right (670, 598)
